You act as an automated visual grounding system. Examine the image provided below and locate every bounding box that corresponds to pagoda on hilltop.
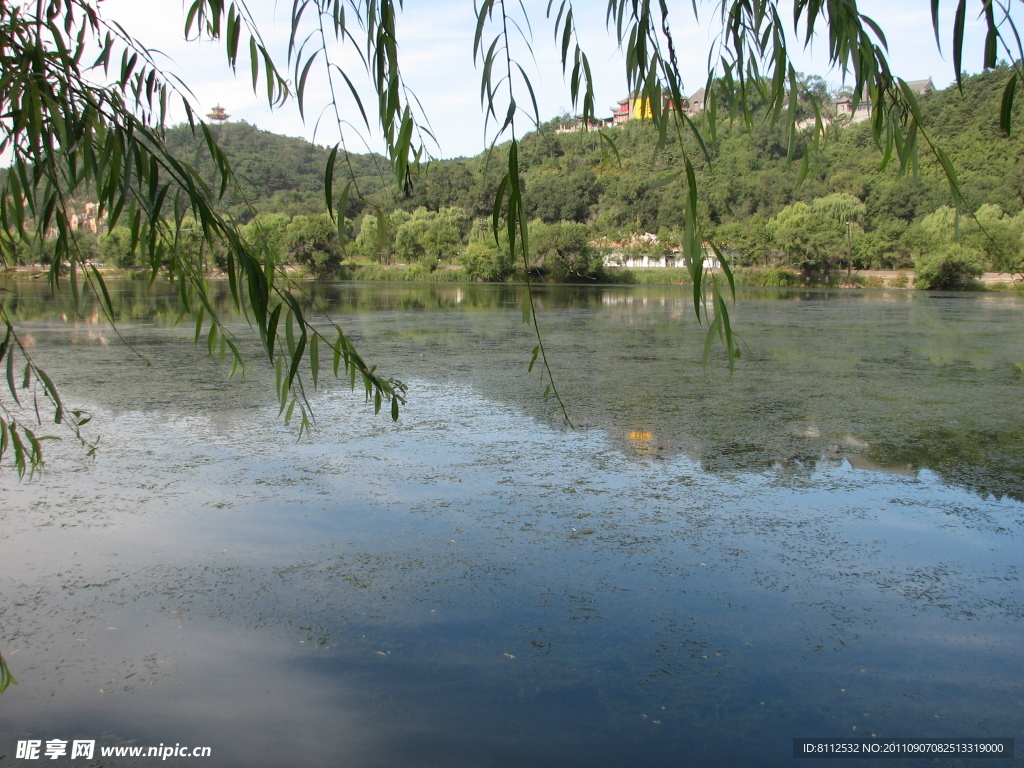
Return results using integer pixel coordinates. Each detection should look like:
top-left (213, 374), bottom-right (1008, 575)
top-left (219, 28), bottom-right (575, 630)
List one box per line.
top-left (206, 104), bottom-right (230, 123)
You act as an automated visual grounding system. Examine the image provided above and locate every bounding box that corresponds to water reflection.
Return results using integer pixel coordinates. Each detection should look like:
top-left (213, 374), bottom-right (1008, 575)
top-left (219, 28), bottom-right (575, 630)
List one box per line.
top-left (5, 277), bottom-right (1022, 498)
top-left (1, 281), bottom-right (1021, 767)
top-left (5, 278), bottom-right (1023, 498)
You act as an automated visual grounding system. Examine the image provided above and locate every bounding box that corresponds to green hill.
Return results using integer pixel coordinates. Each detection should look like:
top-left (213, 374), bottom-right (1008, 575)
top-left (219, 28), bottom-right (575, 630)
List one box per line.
top-left (160, 120), bottom-right (393, 221)
top-left (8, 67), bottom-right (1022, 283)
top-left (159, 66), bottom-right (1024, 238)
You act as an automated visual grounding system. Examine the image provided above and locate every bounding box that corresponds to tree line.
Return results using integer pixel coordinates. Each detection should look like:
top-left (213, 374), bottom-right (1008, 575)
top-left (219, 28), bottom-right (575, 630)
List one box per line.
top-left (7, 67), bottom-right (1023, 289)
top-left (197, 65), bottom-right (1024, 287)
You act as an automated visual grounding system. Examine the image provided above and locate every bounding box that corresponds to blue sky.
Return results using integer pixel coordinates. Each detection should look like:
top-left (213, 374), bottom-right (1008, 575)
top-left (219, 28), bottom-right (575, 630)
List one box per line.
top-left (96, 0), bottom-right (1018, 158)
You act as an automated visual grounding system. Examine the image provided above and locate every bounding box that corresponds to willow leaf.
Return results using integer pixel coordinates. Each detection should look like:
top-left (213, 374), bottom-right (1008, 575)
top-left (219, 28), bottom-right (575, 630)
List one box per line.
top-left (310, 333), bottom-right (320, 389)
top-left (1001, 74), bottom-right (1017, 135)
top-left (325, 144), bottom-right (339, 217)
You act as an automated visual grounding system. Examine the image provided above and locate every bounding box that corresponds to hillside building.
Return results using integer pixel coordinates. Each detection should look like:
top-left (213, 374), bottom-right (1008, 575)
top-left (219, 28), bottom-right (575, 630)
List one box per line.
top-left (555, 78), bottom-right (933, 134)
top-left (832, 78), bottom-right (935, 124)
top-left (207, 104), bottom-right (230, 123)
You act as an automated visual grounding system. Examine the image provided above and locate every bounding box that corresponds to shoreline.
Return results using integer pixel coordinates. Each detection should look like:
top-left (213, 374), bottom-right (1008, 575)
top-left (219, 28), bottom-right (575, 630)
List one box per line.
top-left (2, 263), bottom-right (1020, 292)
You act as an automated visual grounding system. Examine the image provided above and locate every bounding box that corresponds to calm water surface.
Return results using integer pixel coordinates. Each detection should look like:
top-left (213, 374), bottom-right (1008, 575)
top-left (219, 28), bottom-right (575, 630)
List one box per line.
top-left (1, 282), bottom-right (1022, 767)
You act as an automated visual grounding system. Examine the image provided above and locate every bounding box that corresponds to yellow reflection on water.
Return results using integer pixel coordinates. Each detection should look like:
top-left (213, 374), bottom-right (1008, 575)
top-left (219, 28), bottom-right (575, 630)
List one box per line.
top-left (628, 430), bottom-right (653, 454)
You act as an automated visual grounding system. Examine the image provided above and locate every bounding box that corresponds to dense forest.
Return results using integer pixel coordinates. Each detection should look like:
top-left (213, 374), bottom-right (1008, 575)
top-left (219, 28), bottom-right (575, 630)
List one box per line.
top-left (11, 67), bottom-right (1024, 288)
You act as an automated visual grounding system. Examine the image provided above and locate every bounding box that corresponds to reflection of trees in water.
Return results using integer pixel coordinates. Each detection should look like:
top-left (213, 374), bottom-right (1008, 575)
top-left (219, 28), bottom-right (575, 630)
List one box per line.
top-left (599, 401), bottom-right (1023, 500)
top-left (2, 278), bottom-right (234, 324)
top-left (456, 289), bottom-right (1023, 501)
top-left (867, 429), bottom-right (1024, 502)
top-left (610, 423), bottom-right (857, 478)
top-left (1, 279), bottom-right (886, 321)
top-left (7, 280), bottom-right (1022, 501)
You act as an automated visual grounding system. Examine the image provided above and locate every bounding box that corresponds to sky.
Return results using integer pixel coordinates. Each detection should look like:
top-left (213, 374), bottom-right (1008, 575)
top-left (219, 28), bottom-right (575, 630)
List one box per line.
top-left (94, 0), bottom-right (1018, 159)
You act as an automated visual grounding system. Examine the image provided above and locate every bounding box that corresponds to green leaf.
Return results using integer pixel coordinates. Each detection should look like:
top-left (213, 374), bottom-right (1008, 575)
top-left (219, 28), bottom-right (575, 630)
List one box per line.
top-left (6, 341), bottom-right (19, 406)
top-left (647, 172), bottom-right (681, 190)
top-left (296, 50), bottom-right (319, 119)
top-left (310, 332), bottom-right (320, 389)
top-left (10, 426), bottom-right (27, 477)
top-left (266, 304), bottom-right (282, 359)
top-left (35, 368), bottom-right (64, 424)
top-left (337, 181), bottom-right (352, 248)
top-left (1000, 74), bottom-right (1017, 136)
top-left (952, 0), bottom-right (966, 88)
top-left (0, 327), bottom-right (10, 368)
top-left (982, 0), bottom-right (998, 70)
top-left (287, 330), bottom-right (307, 389)
top-left (0, 649), bottom-right (18, 694)
top-left (527, 344), bottom-right (540, 373)
top-left (249, 36), bottom-right (259, 91)
top-left (929, 0), bottom-right (942, 50)
top-left (702, 311), bottom-right (720, 366)
top-left (0, 420), bottom-right (9, 470)
top-left (324, 144), bottom-right (338, 216)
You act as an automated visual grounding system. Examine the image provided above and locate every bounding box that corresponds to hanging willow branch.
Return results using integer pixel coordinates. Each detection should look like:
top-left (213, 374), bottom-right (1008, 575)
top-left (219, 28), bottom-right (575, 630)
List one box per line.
top-left (3, 0), bottom-right (1022, 475)
top-left (0, 0), bottom-right (405, 476)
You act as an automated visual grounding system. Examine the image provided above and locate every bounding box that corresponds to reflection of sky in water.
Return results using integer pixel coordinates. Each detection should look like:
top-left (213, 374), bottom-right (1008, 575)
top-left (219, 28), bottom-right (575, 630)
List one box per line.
top-left (1, 285), bottom-right (1022, 767)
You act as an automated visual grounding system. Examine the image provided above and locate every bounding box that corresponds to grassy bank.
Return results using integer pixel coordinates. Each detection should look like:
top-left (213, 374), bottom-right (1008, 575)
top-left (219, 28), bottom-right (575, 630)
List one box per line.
top-left (4, 262), bottom-right (1017, 292)
top-left (337, 264), bottom-right (470, 282)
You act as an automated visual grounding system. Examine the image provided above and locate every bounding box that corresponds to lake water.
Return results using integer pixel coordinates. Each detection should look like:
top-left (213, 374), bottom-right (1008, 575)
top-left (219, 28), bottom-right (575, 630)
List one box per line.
top-left (1, 281), bottom-right (1022, 767)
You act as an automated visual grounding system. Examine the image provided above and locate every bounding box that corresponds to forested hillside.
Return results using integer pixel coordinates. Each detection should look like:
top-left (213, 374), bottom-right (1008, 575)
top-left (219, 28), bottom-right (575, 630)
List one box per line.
top-left (160, 122), bottom-right (392, 220)
top-left (14, 67), bottom-right (1023, 286)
